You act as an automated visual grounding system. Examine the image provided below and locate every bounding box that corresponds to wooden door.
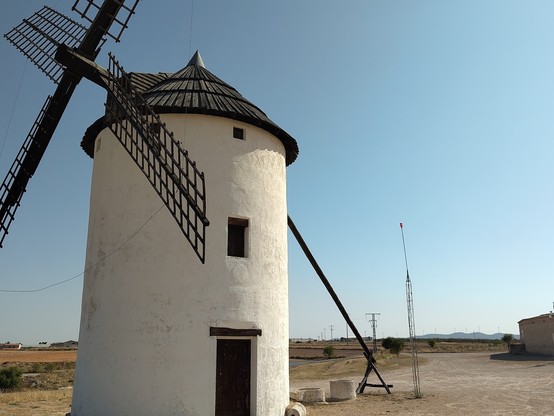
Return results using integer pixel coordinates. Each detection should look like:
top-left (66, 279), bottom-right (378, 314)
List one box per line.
top-left (215, 339), bottom-right (251, 416)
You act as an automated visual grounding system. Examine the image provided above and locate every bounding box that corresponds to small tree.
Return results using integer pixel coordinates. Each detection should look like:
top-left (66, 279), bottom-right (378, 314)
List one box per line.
top-left (382, 337), bottom-right (394, 350)
top-left (0, 367), bottom-right (22, 390)
top-left (382, 337), bottom-right (405, 356)
top-left (427, 339), bottom-right (436, 348)
top-left (389, 338), bottom-right (405, 356)
top-left (323, 345), bottom-right (335, 359)
top-left (501, 334), bottom-right (513, 351)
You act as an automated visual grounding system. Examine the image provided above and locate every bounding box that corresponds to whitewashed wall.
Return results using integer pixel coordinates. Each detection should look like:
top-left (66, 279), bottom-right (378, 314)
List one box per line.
top-left (71, 114), bottom-right (290, 415)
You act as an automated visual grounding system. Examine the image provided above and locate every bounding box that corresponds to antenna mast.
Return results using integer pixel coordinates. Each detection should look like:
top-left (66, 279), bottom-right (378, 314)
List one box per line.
top-left (400, 222), bottom-right (422, 398)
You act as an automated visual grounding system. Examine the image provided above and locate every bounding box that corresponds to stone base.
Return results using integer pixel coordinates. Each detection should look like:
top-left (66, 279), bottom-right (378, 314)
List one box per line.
top-left (298, 387), bottom-right (325, 403)
top-left (330, 379), bottom-right (357, 401)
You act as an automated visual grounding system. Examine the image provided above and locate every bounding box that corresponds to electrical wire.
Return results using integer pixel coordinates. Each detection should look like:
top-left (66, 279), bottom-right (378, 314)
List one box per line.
top-left (0, 61), bottom-right (27, 162)
top-left (181, 0), bottom-right (195, 148)
top-left (0, 204), bottom-right (165, 293)
top-left (188, 0), bottom-right (194, 59)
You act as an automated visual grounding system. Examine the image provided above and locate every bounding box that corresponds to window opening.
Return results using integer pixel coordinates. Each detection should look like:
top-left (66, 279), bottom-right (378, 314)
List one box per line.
top-left (228, 217), bottom-right (248, 257)
top-left (233, 127), bottom-right (244, 140)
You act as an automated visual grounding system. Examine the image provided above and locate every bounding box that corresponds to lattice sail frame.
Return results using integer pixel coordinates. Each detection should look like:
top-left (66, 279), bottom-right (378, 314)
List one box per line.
top-left (102, 54), bottom-right (209, 262)
top-left (0, 96), bottom-right (55, 247)
top-left (72, 0), bottom-right (140, 42)
top-left (4, 7), bottom-right (89, 83)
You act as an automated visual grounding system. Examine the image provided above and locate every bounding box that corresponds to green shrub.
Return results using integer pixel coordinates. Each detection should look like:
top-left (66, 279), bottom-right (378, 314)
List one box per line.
top-left (381, 337), bottom-right (394, 350)
top-left (323, 345), bottom-right (335, 359)
top-left (502, 334), bottom-right (513, 351)
top-left (30, 362), bottom-right (44, 373)
top-left (0, 367), bottom-right (23, 390)
top-left (428, 340), bottom-right (436, 348)
top-left (382, 337), bottom-right (405, 355)
top-left (389, 339), bottom-right (405, 355)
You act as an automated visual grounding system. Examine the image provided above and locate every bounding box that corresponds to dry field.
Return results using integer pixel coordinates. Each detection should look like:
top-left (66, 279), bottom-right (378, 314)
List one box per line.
top-left (1, 345), bottom-right (553, 415)
top-left (0, 350), bottom-right (76, 415)
top-left (0, 350), bottom-right (76, 363)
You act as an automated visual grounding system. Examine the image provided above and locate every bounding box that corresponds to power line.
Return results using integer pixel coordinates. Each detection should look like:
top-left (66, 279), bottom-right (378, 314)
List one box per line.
top-left (0, 61), bottom-right (28, 162)
top-left (0, 204), bottom-right (165, 293)
top-left (187, 0), bottom-right (194, 58)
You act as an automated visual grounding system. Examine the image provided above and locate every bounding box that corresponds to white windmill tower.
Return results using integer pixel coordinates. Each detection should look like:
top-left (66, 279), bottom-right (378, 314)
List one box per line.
top-left (71, 50), bottom-right (298, 415)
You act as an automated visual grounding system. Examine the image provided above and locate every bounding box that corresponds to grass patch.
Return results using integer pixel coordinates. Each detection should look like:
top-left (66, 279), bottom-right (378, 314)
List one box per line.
top-left (0, 389), bottom-right (72, 405)
top-left (290, 353), bottom-right (420, 381)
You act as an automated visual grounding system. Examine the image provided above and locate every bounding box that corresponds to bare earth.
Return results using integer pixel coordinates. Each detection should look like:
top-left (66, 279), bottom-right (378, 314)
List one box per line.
top-left (292, 352), bottom-right (554, 416)
top-left (1, 350), bottom-right (553, 415)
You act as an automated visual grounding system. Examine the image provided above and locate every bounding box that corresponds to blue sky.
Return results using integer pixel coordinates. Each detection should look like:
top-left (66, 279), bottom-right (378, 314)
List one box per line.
top-left (1, 1), bottom-right (553, 345)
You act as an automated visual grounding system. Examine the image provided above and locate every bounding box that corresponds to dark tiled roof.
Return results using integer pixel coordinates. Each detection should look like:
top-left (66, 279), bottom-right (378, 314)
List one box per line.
top-left (81, 51), bottom-right (298, 165)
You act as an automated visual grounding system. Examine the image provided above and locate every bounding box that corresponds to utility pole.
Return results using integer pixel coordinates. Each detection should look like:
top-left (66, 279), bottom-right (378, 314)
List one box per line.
top-left (329, 325), bottom-right (334, 341)
top-left (346, 322), bottom-right (349, 345)
top-left (365, 313), bottom-right (381, 353)
top-left (323, 328), bottom-right (326, 341)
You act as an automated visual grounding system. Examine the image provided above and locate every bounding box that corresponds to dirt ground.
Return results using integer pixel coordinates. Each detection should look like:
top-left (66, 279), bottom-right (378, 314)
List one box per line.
top-left (292, 352), bottom-right (554, 415)
top-left (1, 350), bottom-right (553, 415)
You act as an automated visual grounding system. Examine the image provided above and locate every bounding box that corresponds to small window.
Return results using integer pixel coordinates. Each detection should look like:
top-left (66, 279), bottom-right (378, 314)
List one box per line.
top-left (233, 127), bottom-right (245, 140)
top-left (228, 217), bottom-right (248, 257)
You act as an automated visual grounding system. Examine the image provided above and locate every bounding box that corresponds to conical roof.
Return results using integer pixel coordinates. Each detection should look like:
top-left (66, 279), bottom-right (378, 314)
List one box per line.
top-left (82, 51), bottom-right (298, 165)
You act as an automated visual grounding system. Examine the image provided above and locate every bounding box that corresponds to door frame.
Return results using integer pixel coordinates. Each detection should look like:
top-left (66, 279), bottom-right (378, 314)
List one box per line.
top-left (211, 327), bottom-right (260, 416)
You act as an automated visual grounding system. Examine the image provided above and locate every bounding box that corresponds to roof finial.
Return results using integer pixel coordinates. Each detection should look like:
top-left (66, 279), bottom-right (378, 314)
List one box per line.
top-left (187, 50), bottom-right (205, 68)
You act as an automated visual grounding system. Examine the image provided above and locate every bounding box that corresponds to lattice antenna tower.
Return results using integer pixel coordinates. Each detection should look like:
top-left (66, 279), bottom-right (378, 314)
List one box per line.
top-left (400, 222), bottom-right (422, 398)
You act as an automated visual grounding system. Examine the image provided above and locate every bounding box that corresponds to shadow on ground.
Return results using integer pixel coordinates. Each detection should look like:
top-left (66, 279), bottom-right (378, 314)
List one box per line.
top-left (490, 352), bottom-right (554, 362)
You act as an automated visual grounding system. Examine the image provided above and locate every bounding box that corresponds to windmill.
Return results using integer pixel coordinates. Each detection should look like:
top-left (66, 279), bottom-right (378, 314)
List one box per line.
top-left (1, 2), bottom-right (391, 414)
top-left (2, 0), bottom-right (297, 413)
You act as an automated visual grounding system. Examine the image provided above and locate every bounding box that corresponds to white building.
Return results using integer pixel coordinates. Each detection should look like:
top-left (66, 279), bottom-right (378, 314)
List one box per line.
top-left (0, 343), bottom-right (22, 350)
top-left (71, 52), bottom-right (298, 416)
top-left (518, 313), bottom-right (554, 356)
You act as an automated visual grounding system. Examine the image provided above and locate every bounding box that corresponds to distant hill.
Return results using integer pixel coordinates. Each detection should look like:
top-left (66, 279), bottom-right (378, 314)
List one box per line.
top-left (417, 332), bottom-right (519, 340)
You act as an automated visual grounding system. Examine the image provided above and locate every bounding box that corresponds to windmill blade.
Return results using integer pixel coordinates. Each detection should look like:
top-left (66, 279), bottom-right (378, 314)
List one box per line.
top-left (72, 0), bottom-right (140, 43)
top-left (103, 54), bottom-right (209, 263)
top-left (0, 1), bottom-right (142, 249)
top-left (0, 96), bottom-right (54, 247)
top-left (0, 71), bottom-right (83, 247)
top-left (4, 6), bottom-right (89, 83)
top-left (4, 1), bottom-right (140, 83)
